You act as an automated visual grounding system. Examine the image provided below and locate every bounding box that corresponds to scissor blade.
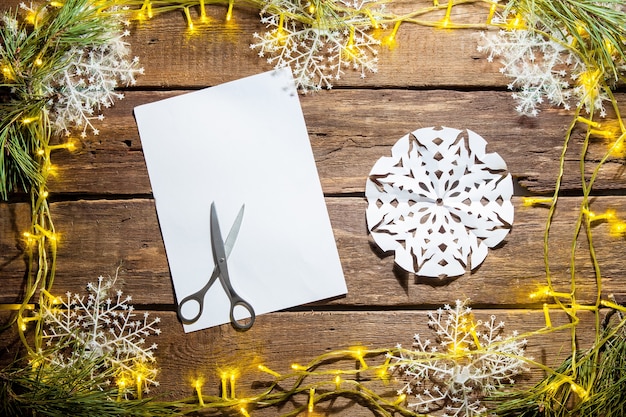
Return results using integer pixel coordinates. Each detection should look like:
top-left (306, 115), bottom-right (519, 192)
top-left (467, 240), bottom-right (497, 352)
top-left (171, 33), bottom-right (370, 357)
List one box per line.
top-left (211, 203), bottom-right (245, 260)
top-left (223, 204), bottom-right (245, 257)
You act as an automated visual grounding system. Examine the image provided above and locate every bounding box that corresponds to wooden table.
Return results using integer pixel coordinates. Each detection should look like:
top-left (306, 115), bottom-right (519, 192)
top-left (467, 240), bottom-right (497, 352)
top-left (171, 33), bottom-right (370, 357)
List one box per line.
top-left (1, 1), bottom-right (625, 415)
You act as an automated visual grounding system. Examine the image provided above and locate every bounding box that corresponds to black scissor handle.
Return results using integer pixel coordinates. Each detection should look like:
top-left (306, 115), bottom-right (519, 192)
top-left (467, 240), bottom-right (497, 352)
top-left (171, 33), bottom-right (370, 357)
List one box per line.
top-left (177, 292), bottom-right (205, 325)
top-left (229, 296), bottom-right (256, 331)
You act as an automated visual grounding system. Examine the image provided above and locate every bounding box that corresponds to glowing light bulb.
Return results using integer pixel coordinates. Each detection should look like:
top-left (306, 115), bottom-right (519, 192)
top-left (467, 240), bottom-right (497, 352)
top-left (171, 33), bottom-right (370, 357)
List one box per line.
top-left (394, 393), bottom-right (407, 405)
top-left (193, 378), bottom-right (205, 407)
top-left (522, 197), bottom-right (553, 207)
top-left (308, 388), bottom-right (315, 413)
top-left (184, 7), bottom-right (194, 30)
top-left (258, 365), bottom-right (281, 378)
top-left (383, 21), bottom-right (402, 48)
top-left (226, 0), bottom-right (234, 22)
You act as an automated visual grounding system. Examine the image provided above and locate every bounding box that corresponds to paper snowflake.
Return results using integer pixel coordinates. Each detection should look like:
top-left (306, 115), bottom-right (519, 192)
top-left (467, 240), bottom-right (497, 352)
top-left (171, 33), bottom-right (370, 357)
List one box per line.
top-left (40, 276), bottom-right (161, 396)
top-left (250, 0), bottom-right (382, 92)
top-left (365, 127), bottom-right (513, 278)
top-left (389, 300), bottom-right (528, 417)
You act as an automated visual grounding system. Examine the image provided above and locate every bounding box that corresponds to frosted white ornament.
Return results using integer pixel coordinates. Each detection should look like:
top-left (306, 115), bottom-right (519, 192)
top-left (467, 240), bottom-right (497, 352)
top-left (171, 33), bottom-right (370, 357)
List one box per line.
top-left (365, 127), bottom-right (514, 277)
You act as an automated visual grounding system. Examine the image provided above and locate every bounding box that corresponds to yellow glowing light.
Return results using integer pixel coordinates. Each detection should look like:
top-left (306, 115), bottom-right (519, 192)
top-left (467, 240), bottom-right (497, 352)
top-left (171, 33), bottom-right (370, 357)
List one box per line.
top-left (365, 9), bottom-right (379, 29)
top-left (184, 7), bottom-right (194, 30)
top-left (583, 208), bottom-right (616, 222)
top-left (239, 406), bottom-right (251, 417)
top-left (570, 382), bottom-right (589, 401)
top-left (590, 128), bottom-right (615, 139)
top-left (22, 116), bottom-right (37, 125)
top-left (609, 221), bottom-right (626, 237)
top-left (193, 378), bottom-right (205, 407)
top-left (308, 3), bottom-right (315, 14)
top-left (529, 286), bottom-right (552, 299)
top-left (34, 58), bottom-right (43, 66)
top-left (506, 13), bottom-right (524, 30)
top-left (486, 2), bottom-right (497, 24)
top-left (291, 363), bottom-right (308, 371)
top-left (383, 21), bottom-right (402, 48)
top-left (226, 0), bottom-right (234, 22)
top-left (439, 0), bottom-right (453, 28)
top-left (258, 364), bottom-right (281, 378)
top-left (229, 371), bottom-right (237, 398)
top-left (350, 346), bottom-right (369, 369)
top-left (334, 375), bottom-right (342, 389)
top-left (274, 14), bottom-right (286, 45)
top-left (394, 393), bottom-right (407, 405)
top-left (522, 197), bottom-right (553, 207)
top-left (50, 1), bottom-right (64, 7)
top-left (308, 388), bottom-right (315, 413)
top-left (577, 69), bottom-right (600, 99)
top-left (543, 303), bottom-right (552, 328)
top-left (576, 116), bottom-right (601, 129)
top-left (221, 372), bottom-right (228, 399)
top-left (199, 0), bottom-right (207, 22)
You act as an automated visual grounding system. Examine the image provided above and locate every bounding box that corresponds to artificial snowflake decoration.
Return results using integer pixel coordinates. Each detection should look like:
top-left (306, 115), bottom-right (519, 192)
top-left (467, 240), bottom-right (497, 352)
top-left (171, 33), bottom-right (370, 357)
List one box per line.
top-left (18, 2), bottom-right (144, 137)
top-left (250, 0), bottom-right (382, 92)
top-left (365, 127), bottom-right (513, 278)
top-left (389, 300), bottom-right (528, 417)
top-left (40, 276), bottom-right (161, 397)
top-left (477, 13), bottom-right (610, 117)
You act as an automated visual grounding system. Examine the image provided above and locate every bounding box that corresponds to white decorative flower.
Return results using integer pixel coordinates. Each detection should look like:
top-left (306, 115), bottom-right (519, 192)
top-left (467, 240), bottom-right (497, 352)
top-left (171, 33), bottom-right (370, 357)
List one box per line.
top-left (40, 276), bottom-right (160, 395)
top-left (389, 300), bottom-right (528, 417)
top-left (365, 127), bottom-right (513, 278)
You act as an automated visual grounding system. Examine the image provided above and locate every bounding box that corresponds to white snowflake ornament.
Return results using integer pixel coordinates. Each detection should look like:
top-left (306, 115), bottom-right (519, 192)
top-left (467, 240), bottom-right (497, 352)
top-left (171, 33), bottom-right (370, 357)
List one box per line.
top-left (365, 127), bottom-right (513, 277)
top-left (40, 276), bottom-right (161, 396)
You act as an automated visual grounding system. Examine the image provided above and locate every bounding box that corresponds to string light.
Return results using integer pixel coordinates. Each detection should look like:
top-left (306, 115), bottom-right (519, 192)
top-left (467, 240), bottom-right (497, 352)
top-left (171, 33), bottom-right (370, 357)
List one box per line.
top-left (350, 346), bottom-right (368, 370)
top-left (334, 374), bottom-right (342, 389)
top-left (506, 13), bottom-right (525, 30)
top-left (486, 2), bottom-right (497, 24)
top-left (394, 393), bottom-right (407, 405)
top-left (257, 364), bottom-right (281, 378)
top-left (183, 7), bottom-right (193, 30)
top-left (308, 387), bottom-right (315, 413)
top-left (543, 303), bottom-right (552, 328)
top-left (221, 372), bottom-right (228, 399)
top-left (239, 406), bottom-right (251, 417)
top-left (576, 116), bottom-right (601, 128)
top-left (199, 0), bottom-right (207, 22)
top-left (291, 363), bottom-right (308, 371)
top-left (226, 0), bottom-right (234, 22)
top-left (193, 377), bottom-right (205, 407)
top-left (522, 197), bottom-right (553, 206)
top-left (440, 0), bottom-right (454, 27)
top-left (116, 376), bottom-right (129, 401)
top-left (383, 21), bottom-right (402, 48)
top-left (365, 9), bottom-right (379, 29)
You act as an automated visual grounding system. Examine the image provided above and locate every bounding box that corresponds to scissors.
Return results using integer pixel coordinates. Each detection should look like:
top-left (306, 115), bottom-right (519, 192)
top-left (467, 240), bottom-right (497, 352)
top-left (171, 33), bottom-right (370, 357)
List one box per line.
top-left (177, 202), bottom-right (256, 330)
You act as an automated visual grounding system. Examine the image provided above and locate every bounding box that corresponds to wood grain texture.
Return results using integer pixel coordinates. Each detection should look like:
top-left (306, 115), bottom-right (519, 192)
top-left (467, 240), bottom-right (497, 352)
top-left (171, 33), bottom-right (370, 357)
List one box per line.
top-left (43, 89), bottom-right (626, 196)
top-left (1, 1), bottom-right (626, 415)
top-left (2, 196), bottom-right (625, 306)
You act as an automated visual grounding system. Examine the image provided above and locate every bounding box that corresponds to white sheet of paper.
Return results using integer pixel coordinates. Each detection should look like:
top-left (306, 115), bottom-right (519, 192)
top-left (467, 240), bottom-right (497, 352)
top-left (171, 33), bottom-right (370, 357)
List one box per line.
top-left (134, 68), bottom-right (346, 332)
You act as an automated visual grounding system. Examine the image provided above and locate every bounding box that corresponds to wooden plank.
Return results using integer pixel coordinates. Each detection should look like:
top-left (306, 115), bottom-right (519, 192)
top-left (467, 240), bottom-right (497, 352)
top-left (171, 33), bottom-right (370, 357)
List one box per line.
top-left (128, 0), bottom-right (506, 89)
top-left (2, 196), bottom-right (625, 306)
top-left (140, 309), bottom-right (595, 410)
top-left (44, 89), bottom-right (626, 196)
